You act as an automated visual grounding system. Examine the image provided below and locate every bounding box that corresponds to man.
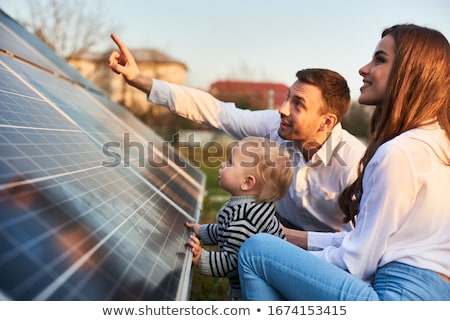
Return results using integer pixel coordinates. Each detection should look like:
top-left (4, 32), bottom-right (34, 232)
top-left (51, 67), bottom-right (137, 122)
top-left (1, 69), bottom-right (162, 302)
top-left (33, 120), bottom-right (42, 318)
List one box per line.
top-left (108, 34), bottom-right (366, 249)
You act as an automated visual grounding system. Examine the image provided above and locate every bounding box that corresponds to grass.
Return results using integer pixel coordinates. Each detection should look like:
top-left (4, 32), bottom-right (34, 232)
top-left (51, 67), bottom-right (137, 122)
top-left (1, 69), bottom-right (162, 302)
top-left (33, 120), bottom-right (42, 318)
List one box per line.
top-left (175, 140), bottom-right (234, 300)
top-left (189, 157), bottom-right (231, 300)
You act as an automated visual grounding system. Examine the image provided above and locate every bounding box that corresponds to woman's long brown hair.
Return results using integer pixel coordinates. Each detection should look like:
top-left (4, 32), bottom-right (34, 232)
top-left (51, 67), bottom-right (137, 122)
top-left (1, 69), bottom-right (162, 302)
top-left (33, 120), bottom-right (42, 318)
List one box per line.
top-left (339, 24), bottom-right (450, 225)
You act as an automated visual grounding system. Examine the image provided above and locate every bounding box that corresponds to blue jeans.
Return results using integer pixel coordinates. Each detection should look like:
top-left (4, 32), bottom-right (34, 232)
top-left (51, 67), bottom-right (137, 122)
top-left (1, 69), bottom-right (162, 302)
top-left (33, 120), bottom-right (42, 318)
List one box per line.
top-left (238, 233), bottom-right (450, 300)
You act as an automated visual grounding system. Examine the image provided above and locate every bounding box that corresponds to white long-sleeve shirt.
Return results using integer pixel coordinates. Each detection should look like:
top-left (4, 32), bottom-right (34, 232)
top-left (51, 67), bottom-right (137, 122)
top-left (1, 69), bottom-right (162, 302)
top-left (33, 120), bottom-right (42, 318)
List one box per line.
top-left (311, 123), bottom-right (450, 282)
top-left (148, 80), bottom-right (366, 233)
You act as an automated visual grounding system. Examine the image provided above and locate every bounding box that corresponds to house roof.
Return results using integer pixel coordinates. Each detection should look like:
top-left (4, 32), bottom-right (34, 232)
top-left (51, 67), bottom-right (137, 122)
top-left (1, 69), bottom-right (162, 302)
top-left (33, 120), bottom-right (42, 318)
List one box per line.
top-left (75, 49), bottom-right (187, 69)
top-left (209, 80), bottom-right (288, 108)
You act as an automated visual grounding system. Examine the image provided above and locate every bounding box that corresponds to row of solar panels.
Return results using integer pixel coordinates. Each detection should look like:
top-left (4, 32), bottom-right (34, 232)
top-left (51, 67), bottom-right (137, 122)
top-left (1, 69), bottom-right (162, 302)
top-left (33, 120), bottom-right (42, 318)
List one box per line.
top-left (0, 9), bottom-right (205, 300)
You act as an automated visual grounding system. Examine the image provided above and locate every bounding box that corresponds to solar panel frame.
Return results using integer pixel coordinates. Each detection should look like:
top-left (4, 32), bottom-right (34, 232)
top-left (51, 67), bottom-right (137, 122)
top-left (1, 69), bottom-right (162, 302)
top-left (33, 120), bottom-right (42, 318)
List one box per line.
top-left (0, 9), bottom-right (205, 301)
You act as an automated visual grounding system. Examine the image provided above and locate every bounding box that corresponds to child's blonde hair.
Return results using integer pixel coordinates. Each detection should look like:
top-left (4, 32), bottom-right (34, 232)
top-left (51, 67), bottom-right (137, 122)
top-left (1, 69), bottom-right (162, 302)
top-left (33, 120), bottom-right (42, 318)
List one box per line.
top-left (237, 136), bottom-right (294, 203)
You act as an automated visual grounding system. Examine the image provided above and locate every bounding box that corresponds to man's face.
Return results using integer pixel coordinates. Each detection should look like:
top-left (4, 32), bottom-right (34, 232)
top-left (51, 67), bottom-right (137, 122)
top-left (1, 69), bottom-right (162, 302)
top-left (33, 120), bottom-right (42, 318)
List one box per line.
top-left (278, 81), bottom-right (328, 147)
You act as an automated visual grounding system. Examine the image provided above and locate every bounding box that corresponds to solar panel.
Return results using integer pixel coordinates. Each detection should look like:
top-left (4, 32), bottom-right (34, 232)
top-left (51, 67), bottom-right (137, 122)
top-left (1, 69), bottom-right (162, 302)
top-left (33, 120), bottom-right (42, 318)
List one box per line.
top-left (0, 9), bottom-right (205, 300)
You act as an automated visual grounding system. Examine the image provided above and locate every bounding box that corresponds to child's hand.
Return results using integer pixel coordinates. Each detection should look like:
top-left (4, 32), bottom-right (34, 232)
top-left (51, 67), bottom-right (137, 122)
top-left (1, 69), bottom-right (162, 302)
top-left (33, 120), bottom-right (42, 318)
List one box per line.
top-left (185, 221), bottom-right (201, 235)
top-left (186, 235), bottom-right (202, 266)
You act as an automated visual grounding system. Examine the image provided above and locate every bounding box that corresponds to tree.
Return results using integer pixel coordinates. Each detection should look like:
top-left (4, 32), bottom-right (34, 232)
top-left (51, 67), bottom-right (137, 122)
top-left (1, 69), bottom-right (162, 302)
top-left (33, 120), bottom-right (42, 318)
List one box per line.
top-left (19, 0), bottom-right (118, 60)
top-left (341, 102), bottom-right (374, 141)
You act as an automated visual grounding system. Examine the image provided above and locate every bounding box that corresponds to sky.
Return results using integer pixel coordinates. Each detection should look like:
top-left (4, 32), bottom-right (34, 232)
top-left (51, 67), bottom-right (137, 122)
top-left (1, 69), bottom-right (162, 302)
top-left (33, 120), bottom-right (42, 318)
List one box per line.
top-left (1, 0), bottom-right (449, 101)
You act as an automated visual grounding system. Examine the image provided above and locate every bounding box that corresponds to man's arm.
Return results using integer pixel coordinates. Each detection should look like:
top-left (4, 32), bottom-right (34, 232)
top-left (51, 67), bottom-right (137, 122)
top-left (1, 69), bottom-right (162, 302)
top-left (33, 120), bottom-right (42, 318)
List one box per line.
top-left (109, 33), bottom-right (281, 141)
top-left (108, 33), bottom-right (153, 95)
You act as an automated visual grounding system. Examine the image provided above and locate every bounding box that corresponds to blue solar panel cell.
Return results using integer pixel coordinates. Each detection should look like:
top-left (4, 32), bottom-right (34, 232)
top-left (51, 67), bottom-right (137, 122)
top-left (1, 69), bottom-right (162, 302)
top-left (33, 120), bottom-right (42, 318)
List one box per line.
top-left (0, 9), bottom-right (204, 301)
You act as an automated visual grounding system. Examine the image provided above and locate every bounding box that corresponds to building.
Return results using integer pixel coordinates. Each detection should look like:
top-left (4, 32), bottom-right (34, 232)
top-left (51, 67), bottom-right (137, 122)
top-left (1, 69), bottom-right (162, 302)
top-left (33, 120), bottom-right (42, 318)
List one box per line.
top-left (69, 49), bottom-right (188, 116)
top-left (209, 80), bottom-right (288, 110)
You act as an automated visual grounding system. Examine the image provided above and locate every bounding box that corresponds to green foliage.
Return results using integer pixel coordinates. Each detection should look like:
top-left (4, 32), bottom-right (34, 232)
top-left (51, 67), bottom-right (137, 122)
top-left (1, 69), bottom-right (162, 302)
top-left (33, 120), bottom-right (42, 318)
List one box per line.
top-left (139, 106), bottom-right (208, 141)
top-left (341, 102), bottom-right (373, 141)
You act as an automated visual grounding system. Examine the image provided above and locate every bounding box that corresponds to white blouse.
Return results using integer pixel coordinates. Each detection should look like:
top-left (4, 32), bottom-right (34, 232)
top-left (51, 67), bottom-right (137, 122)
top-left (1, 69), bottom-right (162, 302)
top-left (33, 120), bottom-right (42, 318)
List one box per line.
top-left (310, 123), bottom-right (450, 282)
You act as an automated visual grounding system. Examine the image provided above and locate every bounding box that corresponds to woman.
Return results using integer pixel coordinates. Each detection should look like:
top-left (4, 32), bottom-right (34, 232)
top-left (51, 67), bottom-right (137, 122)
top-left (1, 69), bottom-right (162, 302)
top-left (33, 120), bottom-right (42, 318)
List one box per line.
top-left (237, 24), bottom-right (450, 300)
